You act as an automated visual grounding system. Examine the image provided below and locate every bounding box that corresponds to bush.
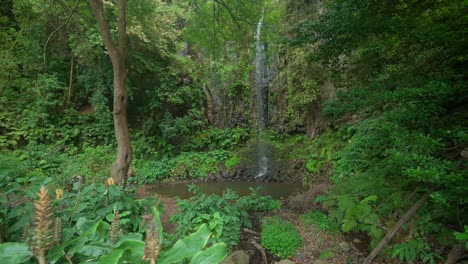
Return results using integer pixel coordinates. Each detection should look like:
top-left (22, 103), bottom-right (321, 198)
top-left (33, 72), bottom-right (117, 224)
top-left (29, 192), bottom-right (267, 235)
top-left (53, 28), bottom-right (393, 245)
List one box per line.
top-left (171, 186), bottom-right (280, 247)
top-left (135, 150), bottom-right (231, 183)
top-left (300, 210), bottom-right (338, 232)
top-left (261, 216), bottom-right (302, 258)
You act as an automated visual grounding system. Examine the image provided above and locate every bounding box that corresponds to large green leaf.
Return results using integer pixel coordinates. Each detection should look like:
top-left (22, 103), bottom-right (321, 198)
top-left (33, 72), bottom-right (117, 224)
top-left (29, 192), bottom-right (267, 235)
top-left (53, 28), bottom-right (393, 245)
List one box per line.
top-left (0, 243), bottom-right (32, 263)
top-left (189, 243), bottom-right (228, 264)
top-left (116, 240), bottom-right (145, 262)
top-left (114, 233), bottom-right (143, 247)
top-left (66, 220), bottom-right (109, 256)
top-left (98, 249), bottom-right (124, 264)
top-left (158, 224), bottom-right (211, 264)
top-left (153, 206), bottom-right (164, 243)
top-left (79, 242), bottom-right (112, 257)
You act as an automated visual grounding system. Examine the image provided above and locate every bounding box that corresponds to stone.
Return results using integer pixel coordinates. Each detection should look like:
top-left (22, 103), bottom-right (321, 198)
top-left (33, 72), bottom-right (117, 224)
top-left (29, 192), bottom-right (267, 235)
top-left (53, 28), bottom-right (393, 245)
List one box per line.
top-left (221, 250), bottom-right (249, 264)
top-left (339, 242), bottom-right (351, 252)
top-left (313, 260), bottom-right (330, 264)
top-left (275, 260), bottom-right (295, 264)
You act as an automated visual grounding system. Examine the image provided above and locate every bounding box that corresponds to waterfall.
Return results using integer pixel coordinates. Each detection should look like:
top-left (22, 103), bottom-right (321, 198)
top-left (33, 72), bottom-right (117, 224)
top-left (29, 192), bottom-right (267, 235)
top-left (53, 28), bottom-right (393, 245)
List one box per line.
top-left (255, 13), bottom-right (269, 179)
top-left (255, 14), bottom-right (269, 132)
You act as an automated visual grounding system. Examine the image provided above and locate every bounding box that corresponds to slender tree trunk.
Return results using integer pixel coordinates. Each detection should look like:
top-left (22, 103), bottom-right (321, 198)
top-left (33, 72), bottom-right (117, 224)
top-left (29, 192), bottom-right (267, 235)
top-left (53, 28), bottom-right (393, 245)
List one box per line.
top-left (445, 243), bottom-right (466, 264)
top-left (89, 0), bottom-right (132, 185)
top-left (111, 60), bottom-right (132, 184)
top-left (67, 52), bottom-right (73, 106)
top-left (203, 84), bottom-right (215, 125)
top-left (364, 192), bottom-right (431, 264)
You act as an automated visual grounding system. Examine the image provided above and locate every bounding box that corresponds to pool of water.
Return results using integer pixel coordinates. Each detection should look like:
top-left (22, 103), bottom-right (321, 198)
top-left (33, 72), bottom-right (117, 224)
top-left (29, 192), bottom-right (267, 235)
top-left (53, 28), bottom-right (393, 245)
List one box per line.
top-left (144, 182), bottom-right (306, 199)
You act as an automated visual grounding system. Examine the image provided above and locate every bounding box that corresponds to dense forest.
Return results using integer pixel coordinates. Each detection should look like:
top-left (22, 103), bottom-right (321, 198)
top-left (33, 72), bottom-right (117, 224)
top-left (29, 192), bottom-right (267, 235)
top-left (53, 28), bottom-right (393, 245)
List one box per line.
top-left (0, 0), bottom-right (466, 263)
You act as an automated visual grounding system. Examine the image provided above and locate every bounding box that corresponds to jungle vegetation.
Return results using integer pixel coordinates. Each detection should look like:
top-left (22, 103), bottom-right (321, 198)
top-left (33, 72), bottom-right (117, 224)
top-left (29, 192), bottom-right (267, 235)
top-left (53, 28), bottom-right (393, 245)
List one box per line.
top-left (0, 0), bottom-right (466, 263)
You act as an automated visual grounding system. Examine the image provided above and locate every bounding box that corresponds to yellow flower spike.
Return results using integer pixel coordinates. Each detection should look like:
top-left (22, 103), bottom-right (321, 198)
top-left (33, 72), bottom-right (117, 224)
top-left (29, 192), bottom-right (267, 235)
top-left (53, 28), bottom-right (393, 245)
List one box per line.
top-left (106, 177), bottom-right (115, 187)
top-left (55, 188), bottom-right (64, 200)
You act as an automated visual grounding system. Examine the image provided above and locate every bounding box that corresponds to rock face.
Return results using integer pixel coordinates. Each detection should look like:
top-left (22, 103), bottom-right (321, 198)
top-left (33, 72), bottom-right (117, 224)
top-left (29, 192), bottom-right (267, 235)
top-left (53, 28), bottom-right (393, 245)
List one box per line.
top-left (221, 250), bottom-right (250, 264)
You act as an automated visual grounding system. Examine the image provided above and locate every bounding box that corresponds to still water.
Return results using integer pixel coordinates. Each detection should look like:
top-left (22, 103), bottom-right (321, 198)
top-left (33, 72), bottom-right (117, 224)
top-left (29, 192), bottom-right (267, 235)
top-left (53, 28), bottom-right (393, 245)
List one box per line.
top-left (145, 182), bottom-right (305, 199)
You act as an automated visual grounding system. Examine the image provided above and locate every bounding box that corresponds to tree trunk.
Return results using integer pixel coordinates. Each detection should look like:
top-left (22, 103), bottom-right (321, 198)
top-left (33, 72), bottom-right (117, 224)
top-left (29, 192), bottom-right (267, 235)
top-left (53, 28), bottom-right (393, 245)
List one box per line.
top-left (203, 84), bottom-right (216, 125)
top-left (445, 243), bottom-right (466, 264)
top-left (110, 58), bottom-right (132, 185)
top-left (89, 0), bottom-right (132, 185)
top-left (364, 192), bottom-right (431, 264)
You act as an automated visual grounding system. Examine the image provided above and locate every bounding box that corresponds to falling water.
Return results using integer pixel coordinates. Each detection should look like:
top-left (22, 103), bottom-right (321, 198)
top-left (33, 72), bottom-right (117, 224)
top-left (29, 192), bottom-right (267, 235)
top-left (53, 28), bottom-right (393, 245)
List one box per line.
top-left (255, 13), bottom-right (269, 179)
top-left (255, 14), bottom-right (269, 132)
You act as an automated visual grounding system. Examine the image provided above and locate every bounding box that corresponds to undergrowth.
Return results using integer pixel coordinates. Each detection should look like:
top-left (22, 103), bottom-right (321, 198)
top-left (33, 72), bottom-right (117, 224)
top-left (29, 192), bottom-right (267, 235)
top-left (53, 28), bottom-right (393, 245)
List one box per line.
top-left (170, 185), bottom-right (281, 247)
top-left (261, 216), bottom-right (302, 259)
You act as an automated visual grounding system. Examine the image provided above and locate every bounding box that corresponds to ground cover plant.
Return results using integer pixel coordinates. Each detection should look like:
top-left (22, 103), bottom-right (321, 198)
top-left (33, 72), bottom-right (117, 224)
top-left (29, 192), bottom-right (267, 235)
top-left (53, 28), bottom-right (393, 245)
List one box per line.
top-left (261, 216), bottom-right (302, 259)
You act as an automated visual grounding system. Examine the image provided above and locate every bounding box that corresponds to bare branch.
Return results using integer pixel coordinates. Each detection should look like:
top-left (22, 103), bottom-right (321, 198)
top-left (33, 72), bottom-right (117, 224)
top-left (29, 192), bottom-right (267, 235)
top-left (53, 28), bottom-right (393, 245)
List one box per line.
top-left (43, 0), bottom-right (80, 71)
top-left (213, 0), bottom-right (242, 30)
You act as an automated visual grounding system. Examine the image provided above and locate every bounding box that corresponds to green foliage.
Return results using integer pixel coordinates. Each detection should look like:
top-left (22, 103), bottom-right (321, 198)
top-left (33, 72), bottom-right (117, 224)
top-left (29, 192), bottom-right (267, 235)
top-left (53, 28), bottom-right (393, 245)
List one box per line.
top-left (171, 187), bottom-right (280, 247)
top-left (0, 153), bottom-right (48, 242)
top-left (0, 163), bottom-right (227, 264)
top-left (318, 249), bottom-right (333, 260)
top-left (454, 225), bottom-right (468, 249)
top-left (283, 47), bottom-right (321, 129)
top-left (300, 210), bottom-right (337, 232)
top-left (189, 127), bottom-right (249, 151)
top-left (158, 224), bottom-right (227, 264)
top-left (0, 243), bottom-right (33, 264)
top-left (305, 145), bottom-right (332, 174)
top-left (183, 0), bottom-right (264, 57)
top-left (135, 149), bottom-right (230, 183)
top-left (391, 238), bottom-right (442, 264)
top-left (293, 4), bottom-right (467, 243)
top-left (261, 216), bottom-right (302, 258)
top-left (59, 145), bottom-right (115, 184)
top-left (225, 155), bottom-right (241, 171)
top-left (326, 195), bottom-right (383, 246)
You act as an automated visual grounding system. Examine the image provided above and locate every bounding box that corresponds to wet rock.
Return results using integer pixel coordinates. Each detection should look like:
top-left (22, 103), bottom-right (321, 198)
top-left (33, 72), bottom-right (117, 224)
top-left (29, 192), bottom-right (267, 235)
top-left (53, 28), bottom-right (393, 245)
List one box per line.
top-left (206, 174), bottom-right (217, 181)
top-left (221, 250), bottom-right (249, 264)
top-left (275, 260), bottom-right (295, 264)
top-left (313, 260), bottom-right (330, 264)
top-left (339, 242), bottom-right (351, 252)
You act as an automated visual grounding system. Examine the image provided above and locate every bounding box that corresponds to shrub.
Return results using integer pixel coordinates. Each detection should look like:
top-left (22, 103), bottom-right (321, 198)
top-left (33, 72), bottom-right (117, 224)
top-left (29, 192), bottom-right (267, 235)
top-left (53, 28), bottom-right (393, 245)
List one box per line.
top-left (261, 216), bottom-right (302, 258)
top-left (171, 186), bottom-right (280, 247)
top-left (300, 210), bottom-right (338, 232)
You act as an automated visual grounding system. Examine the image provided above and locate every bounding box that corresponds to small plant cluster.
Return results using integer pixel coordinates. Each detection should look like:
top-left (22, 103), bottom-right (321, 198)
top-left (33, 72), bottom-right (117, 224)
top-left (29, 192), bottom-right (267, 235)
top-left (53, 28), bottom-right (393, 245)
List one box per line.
top-left (170, 186), bottom-right (281, 247)
top-left (261, 216), bottom-right (302, 259)
top-left (189, 127), bottom-right (249, 151)
top-left (300, 210), bottom-right (338, 232)
top-left (326, 195), bottom-right (384, 247)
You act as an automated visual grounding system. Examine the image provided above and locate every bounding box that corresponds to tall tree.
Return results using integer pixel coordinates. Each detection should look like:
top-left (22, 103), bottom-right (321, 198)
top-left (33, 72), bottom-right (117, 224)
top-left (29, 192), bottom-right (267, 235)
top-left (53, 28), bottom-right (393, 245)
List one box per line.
top-left (89, 0), bottom-right (131, 184)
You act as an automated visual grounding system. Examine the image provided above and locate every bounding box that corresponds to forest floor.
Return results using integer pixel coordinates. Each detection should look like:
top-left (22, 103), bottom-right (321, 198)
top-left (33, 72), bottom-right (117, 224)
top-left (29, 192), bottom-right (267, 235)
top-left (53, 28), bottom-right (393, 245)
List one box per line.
top-left (139, 185), bottom-right (399, 264)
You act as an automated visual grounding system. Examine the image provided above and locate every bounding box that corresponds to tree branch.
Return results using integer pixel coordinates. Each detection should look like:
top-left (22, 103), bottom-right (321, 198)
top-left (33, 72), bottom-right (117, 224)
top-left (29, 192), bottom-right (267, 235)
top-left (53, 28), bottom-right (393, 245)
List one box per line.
top-left (213, 0), bottom-right (242, 30)
top-left (117, 0), bottom-right (126, 58)
top-left (89, 0), bottom-right (117, 59)
top-left (364, 191), bottom-right (431, 264)
top-left (43, 0), bottom-right (80, 71)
